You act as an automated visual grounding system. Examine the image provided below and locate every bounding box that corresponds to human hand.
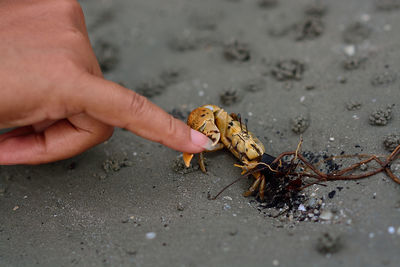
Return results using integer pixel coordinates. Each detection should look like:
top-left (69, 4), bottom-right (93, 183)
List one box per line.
top-left (0, 0), bottom-right (212, 165)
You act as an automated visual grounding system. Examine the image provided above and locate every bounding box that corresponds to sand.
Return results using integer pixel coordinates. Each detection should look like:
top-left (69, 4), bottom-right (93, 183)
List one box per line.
top-left (1, 0), bottom-right (400, 266)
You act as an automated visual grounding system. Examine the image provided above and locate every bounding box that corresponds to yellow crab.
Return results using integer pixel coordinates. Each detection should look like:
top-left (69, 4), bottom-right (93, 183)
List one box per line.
top-left (183, 104), bottom-right (269, 200)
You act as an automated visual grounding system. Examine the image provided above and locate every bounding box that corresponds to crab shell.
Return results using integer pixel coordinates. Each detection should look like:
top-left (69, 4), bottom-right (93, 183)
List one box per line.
top-left (219, 114), bottom-right (265, 162)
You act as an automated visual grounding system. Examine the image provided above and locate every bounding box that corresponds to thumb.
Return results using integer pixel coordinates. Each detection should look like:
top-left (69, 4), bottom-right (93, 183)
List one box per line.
top-left (75, 74), bottom-right (214, 153)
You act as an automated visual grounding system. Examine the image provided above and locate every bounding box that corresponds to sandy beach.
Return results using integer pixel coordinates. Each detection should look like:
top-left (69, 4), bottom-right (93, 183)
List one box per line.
top-left (1, 0), bottom-right (400, 266)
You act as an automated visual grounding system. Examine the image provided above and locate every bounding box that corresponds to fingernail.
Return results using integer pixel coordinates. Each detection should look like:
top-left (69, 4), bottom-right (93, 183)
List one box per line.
top-left (190, 129), bottom-right (215, 150)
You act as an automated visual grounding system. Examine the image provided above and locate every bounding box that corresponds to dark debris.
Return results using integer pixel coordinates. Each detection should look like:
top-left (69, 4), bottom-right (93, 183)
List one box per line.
top-left (304, 2), bottom-right (328, 17)
top-left (223, 40), bottom-right (251, 62)
top-left (295, 16), bottom-right (324, 41)
top-left (371, 71), bottom-right (397, 86)
top-left (316, 232), bottom-right (342, 254)
top-left (291, 115), bottom-right (310, 134)
top-left (342, 56), bottom-right (367, 71)
top-left (257, 0), bottom-right (278, 8)
top-left (271, 59), bottom-right (305, 81)
top-left (220, 89), bottom-right (240, 106)
top-left (135, 79), bottom-right (166, 98)
top-left (102, 158), bottom-right (133, 173)
top-left (242, 77), bottom-right (266, 92)
top-left (343, 22), bottom-right (372, 44)
top-left (172, 156), bottom-right (199, 174)
top-left (345, 100), bottom-right (362, 111)
top-left (383, 133), bottom-right (400, 152)
top-left (369, 105), bottom-right (394, 126)
top-left (169, 108), bottom-right (190, 121)
top-left (375, 0), bottom-right (400, 11)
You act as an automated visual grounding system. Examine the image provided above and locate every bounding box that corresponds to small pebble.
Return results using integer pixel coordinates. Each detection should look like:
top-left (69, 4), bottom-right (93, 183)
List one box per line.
top-left (177, 202), bottom-right (185, 211)
top-left (319, 210), bottom-right (333, 221)
top-left (223, 196), bottom-right (233, 201)
top-left (337, 76), bottom-right (347, 83)
top-left (360, 14), bottom-right (371, 22)
top-left (360, 163), bottom-right (368, 171)
top-left (306, 198), bottom-right (317, 208)
top-left (298, 204), bottom-right (306, 212)
top-left (13, 206), bottom-right (19, 211)
top-left (388, 226), bottom-right (395, 234)
top-left (146, 232), bottom-right (157, 240)
top-left (223, 203), bottom-right (231, 210)
top-left (229, 229), bottom-right (238, 236)
top-left (343, 45), bottom-right (355, 56)
top-left (329, 137), bottom-right (335, 142)
top-left (369, 232), bottom-right (375, 238)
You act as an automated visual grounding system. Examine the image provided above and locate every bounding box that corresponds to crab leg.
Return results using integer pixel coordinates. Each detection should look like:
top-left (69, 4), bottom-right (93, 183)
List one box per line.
top-left (243, 175), bottom-right (261, 197)
top-left (197, 143), bottom-right (224, 173)
top-left (243, 171), bottom-right (266, 200)
top-left (259, 175), bottom-right (266, 200)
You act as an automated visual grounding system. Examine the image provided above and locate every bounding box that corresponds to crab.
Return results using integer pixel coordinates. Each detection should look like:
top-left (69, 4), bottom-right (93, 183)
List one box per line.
top-left (183, 104), bottom-right (271, 200)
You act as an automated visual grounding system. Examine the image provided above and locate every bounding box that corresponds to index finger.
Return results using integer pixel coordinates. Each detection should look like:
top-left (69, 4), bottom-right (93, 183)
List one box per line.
top-left (74, 75), bottom-right (214, 153)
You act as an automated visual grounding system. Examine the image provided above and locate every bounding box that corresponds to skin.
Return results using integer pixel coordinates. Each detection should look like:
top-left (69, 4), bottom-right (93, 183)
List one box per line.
top-left (0, 0), bottom-right (211, 165)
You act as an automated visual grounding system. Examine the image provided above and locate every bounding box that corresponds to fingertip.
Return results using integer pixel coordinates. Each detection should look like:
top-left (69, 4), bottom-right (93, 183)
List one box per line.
top-left (190, 129), bottom-right (215, 151)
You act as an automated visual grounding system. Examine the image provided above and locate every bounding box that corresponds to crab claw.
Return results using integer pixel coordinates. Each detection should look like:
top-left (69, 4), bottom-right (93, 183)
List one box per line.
top-left (183, 152), bottom-right (194, 167)
top-left (187, 106), bottom-right (221, 146)
top-left (183, 105), bottom-right (221, 169)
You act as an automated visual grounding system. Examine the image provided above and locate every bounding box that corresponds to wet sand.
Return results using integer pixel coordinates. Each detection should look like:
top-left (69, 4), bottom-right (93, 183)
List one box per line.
top-left (1, 0), bottom-right (400, 266)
